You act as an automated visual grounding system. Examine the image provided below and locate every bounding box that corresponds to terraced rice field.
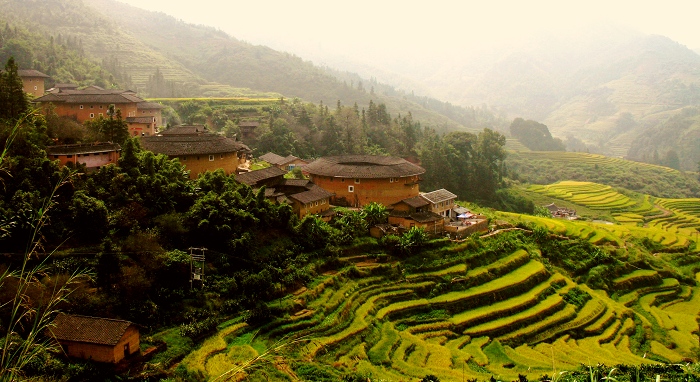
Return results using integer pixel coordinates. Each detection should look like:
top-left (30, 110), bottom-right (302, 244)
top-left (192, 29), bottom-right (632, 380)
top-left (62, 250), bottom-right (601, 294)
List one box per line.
top-left (529, 181), bottom-right (637, 211)
top-left (182, 248), bottom-right (698, 381)
top-left (526, 181), bottom-right (699, 248)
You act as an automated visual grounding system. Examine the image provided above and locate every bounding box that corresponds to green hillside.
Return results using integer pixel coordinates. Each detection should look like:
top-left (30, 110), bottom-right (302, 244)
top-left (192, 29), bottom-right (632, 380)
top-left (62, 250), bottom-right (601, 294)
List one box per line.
top-left (507, 151), bottom-right (700, 198)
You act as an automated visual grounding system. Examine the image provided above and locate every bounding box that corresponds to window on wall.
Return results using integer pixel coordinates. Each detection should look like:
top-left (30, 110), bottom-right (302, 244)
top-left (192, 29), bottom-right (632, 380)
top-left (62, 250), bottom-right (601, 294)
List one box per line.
top-left (34, 86), bottom-right (37, 90)
top-left (354, 178), bottom-right (360, 184)
top-left (90, 113), bottom-right (94, 118)
top-left (182, 156), bottom-right (187, 161)
top-left (79, 105), bottom-right (83, 109)
top-left (348, 186), bottom-right (354, 192)
top-left (315, 201), bottom-right (318, 206)
top-left (209, 155), bottom-right (214, 161)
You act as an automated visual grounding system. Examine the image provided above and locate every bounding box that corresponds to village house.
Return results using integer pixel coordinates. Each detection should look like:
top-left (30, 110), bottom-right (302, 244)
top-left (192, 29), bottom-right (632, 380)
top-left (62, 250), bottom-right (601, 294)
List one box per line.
top-left (48, 314), bottom-right (140, 363)
top-left (421, 189), bottom-right (458, 218)
top-left (17, 69), bottom-right (50, 98)
top-left (544, 203), bottom-right (577, 219)
top-left (235, 167), bottom-right (333, 219)
top-left (259, 152), bottom-right (308, 171)
top-left (238, 120), bottom-right (259, 141)
top-left (33, 85), bottom-right (165, 136)
top-left (46, 142), bottom-right (121, 171)
top-left (304, 155), bottom-right (425, 208)
top-left (140, 125), bottom-right (251, 179)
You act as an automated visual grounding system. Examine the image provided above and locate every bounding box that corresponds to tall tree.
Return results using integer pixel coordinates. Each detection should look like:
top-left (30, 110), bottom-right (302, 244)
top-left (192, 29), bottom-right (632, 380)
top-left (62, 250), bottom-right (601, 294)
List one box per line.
top-left (0, 57), bottom-right (29, 121)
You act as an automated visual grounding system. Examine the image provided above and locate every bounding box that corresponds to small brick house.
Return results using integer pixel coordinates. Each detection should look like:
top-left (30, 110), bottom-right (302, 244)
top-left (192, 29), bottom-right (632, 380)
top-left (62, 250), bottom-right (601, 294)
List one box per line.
top-left (48, 314), bottom-right (140, 363)
top-left (46, 142), bottom-right (121, 171)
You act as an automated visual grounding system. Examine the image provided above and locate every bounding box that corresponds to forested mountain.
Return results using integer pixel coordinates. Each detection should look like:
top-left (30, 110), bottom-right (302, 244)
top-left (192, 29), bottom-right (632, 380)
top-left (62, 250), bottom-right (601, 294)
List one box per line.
top-left (0, 0), bottom-right (505, 134)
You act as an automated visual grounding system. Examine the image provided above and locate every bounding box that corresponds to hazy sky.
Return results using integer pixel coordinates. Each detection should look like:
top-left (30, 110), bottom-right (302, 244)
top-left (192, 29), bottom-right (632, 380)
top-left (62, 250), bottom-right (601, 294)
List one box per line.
top-left (117, 0), bottom-right (700, 58)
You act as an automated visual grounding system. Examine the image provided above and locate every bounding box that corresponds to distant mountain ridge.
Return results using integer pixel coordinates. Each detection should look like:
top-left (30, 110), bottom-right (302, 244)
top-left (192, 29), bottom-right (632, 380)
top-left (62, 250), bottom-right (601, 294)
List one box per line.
top-left (0, 0), bottom-right (502, 134)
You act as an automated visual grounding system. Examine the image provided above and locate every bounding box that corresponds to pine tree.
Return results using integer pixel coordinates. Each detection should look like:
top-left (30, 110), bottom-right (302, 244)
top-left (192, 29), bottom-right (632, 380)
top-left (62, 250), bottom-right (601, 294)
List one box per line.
top-left (0, 57), bottom-right (29, 120)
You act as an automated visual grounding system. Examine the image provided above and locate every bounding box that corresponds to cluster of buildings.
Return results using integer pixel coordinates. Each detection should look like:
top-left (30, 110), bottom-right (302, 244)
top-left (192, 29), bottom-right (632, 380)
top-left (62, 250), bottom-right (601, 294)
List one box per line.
top-left (20, 71), bottom-right (490, 365)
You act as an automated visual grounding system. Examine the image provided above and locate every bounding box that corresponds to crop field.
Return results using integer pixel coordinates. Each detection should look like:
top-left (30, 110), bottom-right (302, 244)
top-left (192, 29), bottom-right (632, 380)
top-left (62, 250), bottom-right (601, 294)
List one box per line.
top-left (179, 244), bottom-right (699, 381)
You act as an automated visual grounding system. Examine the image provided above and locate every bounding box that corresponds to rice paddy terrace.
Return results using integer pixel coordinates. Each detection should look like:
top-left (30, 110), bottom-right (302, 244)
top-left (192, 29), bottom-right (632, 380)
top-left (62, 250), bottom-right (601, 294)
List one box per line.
top-left (526, 180), bottom-right (700, 250)
top-left (176, 231), bottom-right (700, 381)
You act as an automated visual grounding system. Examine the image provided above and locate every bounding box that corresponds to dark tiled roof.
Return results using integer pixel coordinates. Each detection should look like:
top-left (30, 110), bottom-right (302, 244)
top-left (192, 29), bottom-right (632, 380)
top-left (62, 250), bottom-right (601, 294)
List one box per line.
top-left (126, 116), bottom-right (155, 124)
top-left (281, 178), bottom-right (311, 187)
top-left (141, 134), bottom-right (250, 156)
top-left (421, 189), bottom-right (457, 204)
top-left (397, 195), bottom-right (430, 208)
top-left (136, 102), bottom-right (165, 110)
top-left (235, 167), bottom-right (287, 186)
top-left (34, 89), bottom-right (145, 104)
top-left (259, 152), bottom-right (286, 165)
top-left (18, 69), bottom-right (49, 78)
top-left (288, 185), bottom-right (334, 204)
top-left (304, 155), bottom-right (425, 179)
top-left (49, 314), bottom-right (134, 346)
top-left (46, 142), bottom-right (121, 155)
top-left (159, 125), bottom-right (208, 135)
top-left (390, 210), bottom-right (443, 223)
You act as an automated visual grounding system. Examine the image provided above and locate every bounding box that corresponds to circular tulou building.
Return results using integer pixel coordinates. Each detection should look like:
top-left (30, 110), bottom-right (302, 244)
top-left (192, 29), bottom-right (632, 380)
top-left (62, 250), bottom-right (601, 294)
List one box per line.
top-left (304, 155), bottom-right (425, 208)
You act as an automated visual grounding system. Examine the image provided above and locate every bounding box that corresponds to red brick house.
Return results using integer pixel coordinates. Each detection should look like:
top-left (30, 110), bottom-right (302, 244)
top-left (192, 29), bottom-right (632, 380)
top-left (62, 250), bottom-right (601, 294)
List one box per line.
top-left (46, 142), bottom-right (121, 171)
top-left (304, 155), bottom-right (425, 208)
top-left (48, 314), bottom-right (140, 363)
top-left (33, 86), bottom-right (164, 135)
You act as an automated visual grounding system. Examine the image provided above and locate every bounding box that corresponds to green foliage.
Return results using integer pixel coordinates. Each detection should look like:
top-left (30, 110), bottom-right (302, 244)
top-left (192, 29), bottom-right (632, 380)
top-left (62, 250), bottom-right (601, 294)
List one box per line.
top-left (397, 227), bottom-right (429, 255)
top-left (362, 202), bottom-right (388, 226)
top-left (561, 287), bottom-right (591, 309)
top-left (0, 57), bottom-right (29, 121)
top-left (82, 105), bottom-right (129, 145)
top-left (508, 151), bottom-right (700, 198)
top-left (509, 117), bottom-right (565, 151)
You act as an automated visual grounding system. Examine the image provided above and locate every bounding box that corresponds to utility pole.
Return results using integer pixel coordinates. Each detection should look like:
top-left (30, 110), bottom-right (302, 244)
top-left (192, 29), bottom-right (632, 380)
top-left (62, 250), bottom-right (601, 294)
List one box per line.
top-left (189, 247), bottom-right (207, 290)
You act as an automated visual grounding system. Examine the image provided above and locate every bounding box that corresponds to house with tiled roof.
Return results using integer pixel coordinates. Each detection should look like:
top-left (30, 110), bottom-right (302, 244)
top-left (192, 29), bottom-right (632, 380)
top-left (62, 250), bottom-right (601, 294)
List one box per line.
top-left (46, 142), bottom-right (121, 171)
top-left (17, 69), bottom-right (50, 98)
top-left (259, 152), bottom-right (308, 171)
top-left (238, 120), bottom-right (260, 140)
top-left (235, 166), bottom-right (287, 188)
top-left (421, 189), bottom-right (458, 218)
top-left (33, 86), bottom-right (164, 135)
top-left (48, 314), bottom-right (140, 363)
top-left (235, 168), bottom-right (333, 219)
top-left (388, 210), bottom-right (445, 235)
top-left (141, 125), bottom-right (251, 178)
top-left (304, 155), bottom-right (425, 208)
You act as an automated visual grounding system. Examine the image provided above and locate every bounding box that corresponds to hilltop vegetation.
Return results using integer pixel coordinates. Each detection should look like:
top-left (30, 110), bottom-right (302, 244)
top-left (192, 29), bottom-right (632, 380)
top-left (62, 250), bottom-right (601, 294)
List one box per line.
top-left (507, 151), bottom-right (700, 198)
